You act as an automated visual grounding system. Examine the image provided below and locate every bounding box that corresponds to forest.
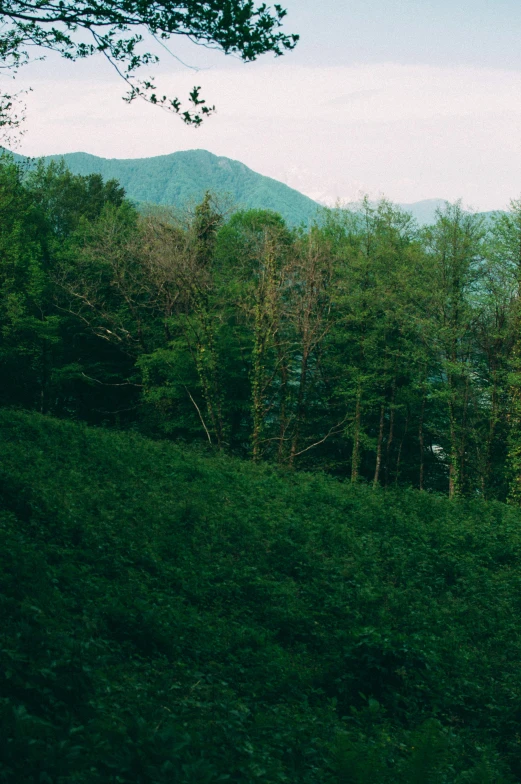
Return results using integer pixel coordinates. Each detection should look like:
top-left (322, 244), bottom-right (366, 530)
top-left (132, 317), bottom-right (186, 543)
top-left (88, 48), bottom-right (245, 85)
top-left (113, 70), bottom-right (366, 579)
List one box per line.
top-left (5, 152), bottom-right (521, 782)
top-left (3, 152), bottom-right (521, 500)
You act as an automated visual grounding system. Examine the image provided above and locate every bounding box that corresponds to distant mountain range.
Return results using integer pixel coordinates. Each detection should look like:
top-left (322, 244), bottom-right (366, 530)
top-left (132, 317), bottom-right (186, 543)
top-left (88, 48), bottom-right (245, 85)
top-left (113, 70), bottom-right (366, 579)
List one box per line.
top-left (397, 199), bottom-right (501, 226)
top-left (397, 199), bottom-right (448, 225)
top-left (9, 148), bottom-right (500, 227)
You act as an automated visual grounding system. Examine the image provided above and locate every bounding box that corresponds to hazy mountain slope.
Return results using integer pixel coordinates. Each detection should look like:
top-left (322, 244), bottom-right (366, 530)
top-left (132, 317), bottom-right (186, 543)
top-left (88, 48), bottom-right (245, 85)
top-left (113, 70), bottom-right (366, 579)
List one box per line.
top-left (398, 199), bottom-right (503, 226)
top-left (10, 147), bottom-right (501, 226)
top-left (398, 198), bottom-right (447, 226)
top-left (36, 149), bottom-right (322, 226)
top-left (342, 198), bottom-right (502, 226)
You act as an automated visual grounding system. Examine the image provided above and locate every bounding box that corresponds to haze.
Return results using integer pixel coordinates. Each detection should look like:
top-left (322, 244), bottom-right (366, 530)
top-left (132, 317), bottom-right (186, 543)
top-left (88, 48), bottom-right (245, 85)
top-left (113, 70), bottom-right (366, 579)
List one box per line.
top-left (12, 0), bottom-right (521, 211)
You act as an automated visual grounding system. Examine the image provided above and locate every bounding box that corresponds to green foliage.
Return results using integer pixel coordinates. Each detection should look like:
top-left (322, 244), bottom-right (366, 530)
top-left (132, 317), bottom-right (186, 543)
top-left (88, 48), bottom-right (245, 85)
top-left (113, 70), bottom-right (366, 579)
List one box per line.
top-left (5, 153), bottom-right (521, 495)
top-left (27, 158), bottom-right (126, 237)
top-left (5, 154), bottom-right (521, 778)
top-left (0, 154), bottom-right (139, 420)
top-left (16, 150), bottom-right (321, 227)
top-left (2, 410), bottom-right (521, 781)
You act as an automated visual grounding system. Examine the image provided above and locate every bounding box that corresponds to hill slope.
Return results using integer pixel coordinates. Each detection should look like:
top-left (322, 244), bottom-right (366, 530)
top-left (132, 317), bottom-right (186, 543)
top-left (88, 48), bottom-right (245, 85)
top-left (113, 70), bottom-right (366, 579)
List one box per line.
top-left (398, 198), bottom-right (447, 225)
top-left (399, 199), bottom-right (503, 226)
top-left (1, 410), bottom-right (521, 782)
top-left (10, 147), bottom-right (502, 226)
top-left (28, 149), bottom-right (322, 226)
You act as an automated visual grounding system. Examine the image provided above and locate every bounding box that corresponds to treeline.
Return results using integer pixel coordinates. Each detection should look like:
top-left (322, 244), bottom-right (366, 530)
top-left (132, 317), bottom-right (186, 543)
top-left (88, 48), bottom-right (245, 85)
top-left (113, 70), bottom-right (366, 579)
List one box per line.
top-left (3, 153), bottom-right (521, 499)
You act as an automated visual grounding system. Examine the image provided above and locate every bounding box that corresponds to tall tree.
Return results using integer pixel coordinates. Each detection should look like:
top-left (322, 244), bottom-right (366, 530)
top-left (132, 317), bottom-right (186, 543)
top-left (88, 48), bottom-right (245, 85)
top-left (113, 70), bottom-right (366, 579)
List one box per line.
top-left (286, 228), bottom-right (334, 466)
top-left (423, 203), bottom-right (485, 498)
top-left (318, 199), bottom-right (425, 485)
top-left (492, 199), bottom-right (521, 502)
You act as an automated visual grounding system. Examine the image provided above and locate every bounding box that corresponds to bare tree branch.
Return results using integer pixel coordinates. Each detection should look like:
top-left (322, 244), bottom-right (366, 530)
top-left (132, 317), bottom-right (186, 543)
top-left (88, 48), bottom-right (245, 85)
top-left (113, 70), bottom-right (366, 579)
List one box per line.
top-left (185, 385), bottom-right (212, 444)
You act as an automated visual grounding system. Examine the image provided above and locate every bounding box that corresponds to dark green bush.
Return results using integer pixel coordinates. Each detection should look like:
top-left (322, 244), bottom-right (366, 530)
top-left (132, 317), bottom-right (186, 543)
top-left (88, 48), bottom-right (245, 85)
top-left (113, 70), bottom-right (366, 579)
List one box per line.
top-left (1, 410), bottom-right (520, 782)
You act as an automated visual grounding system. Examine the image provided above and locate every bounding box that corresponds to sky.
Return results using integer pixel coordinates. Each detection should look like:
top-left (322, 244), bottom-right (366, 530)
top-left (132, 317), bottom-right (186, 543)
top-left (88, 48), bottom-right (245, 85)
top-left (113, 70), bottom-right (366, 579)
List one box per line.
top-left (8, 0), bottom-right (521, 210)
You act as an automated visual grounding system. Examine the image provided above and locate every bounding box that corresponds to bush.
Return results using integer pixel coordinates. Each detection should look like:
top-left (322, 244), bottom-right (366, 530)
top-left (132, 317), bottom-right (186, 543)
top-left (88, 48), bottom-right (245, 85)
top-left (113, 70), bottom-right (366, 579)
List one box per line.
top-left (1, 410), bottom-right (520, 782)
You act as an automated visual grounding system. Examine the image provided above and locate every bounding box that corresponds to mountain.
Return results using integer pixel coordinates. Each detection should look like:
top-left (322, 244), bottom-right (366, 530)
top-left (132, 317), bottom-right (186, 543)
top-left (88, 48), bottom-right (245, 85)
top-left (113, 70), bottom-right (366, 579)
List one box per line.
top-left (398, 198), bottom-right (447, 226)
top-left (24, 149), bottom-right (322, 226)
top-left (9, 147), bottom-right (501, 226)
top-left (337, 198), bottom-right (448, 227)
top-left (340, 198), bottom-right (502, 227)
top-left (398, 199), bottom-right (503, 226)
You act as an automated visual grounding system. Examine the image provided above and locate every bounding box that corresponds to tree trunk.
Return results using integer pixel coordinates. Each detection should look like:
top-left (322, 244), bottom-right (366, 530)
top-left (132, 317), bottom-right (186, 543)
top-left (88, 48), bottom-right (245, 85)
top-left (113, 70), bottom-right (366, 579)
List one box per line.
top-left (395, 408), bottom-right (409, 486)
top-left (372, 404), bottom-right (385, 489)
top-left (458, 372), bottom-right (470, 495)
top-left (448, 397), bottom-right (459, 499)
top-left (251, 312), bottom-right (265, 462)
top-left (351, 385), bottom-right (362, 483)
top-left (276, 342), bottom-right (290, 464)
top-left (418, 382), bottom-right (426, 491)
top-left (483, 367), bottom-right (498, 499)
top-left (289, 348), bottom-right (310, 467)
top-left (384, 373), bottom-right (397, 486)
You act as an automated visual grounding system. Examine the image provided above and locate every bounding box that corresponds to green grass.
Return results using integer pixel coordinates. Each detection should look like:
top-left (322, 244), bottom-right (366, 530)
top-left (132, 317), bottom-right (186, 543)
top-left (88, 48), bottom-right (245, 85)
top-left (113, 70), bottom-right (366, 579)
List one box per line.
top-left (1, 409), bottom-right (520, 782)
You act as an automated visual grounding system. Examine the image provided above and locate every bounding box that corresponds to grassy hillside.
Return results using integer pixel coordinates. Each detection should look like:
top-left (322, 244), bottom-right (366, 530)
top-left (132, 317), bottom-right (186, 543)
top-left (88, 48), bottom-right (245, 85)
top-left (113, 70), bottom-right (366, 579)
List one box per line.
top-left (1, 411), bottom-right (521, 782)
top-left (22, 149), bottom-right (321, 226)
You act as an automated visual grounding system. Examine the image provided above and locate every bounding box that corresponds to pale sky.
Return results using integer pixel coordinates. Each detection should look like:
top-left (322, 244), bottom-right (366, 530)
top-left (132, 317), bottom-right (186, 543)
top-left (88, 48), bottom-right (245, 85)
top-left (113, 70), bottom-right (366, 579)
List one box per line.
top-left (9, 0), bottom-right (521, 209)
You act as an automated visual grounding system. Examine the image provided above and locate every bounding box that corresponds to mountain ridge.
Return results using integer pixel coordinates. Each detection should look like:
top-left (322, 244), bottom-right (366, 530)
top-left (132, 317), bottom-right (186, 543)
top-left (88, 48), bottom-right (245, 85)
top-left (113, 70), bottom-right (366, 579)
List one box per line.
top-left (16, 148), bottom-right (322, 226)
top-left (7, 148), bottom-right (499, 226)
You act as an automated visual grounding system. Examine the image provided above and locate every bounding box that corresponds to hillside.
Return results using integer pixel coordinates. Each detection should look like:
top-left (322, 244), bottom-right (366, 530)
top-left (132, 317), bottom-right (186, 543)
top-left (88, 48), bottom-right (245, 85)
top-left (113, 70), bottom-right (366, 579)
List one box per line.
top-left (8, 147), bottom-right (503, 227)
top-left (23, 149), bottom-right (322, 226)
top-left (399, 199), bottom-right (503, 226)
top-left (1, 409), bottom-right (521, 783)
top-left (398, 198), bottom-right (447, 225)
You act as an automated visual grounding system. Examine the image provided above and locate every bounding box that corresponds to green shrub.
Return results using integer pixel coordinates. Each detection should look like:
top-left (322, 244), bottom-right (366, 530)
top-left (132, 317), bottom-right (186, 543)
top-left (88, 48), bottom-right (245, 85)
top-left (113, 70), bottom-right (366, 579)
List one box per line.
top-left (1, 410), bottom-right (520, 782)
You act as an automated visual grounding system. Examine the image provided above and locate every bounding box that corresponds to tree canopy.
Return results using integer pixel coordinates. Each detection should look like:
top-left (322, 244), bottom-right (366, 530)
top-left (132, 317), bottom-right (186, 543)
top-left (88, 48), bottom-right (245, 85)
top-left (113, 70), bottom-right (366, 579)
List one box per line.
top-left (0, 0), bottom-right (298, 130)
top-left (4, 154), bottom-right (521, 501)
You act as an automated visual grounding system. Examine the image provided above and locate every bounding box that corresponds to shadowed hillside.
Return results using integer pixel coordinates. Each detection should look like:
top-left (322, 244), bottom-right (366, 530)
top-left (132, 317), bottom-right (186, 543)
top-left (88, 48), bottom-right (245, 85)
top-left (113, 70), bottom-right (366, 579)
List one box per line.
top-left (1, 409), bottom-right (520, 782)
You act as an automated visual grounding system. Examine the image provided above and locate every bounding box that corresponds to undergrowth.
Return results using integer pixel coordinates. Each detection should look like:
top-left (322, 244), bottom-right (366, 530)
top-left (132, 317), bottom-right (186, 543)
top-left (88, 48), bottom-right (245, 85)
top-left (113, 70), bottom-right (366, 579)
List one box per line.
top-left (1, 410), bottom-right (520, 782)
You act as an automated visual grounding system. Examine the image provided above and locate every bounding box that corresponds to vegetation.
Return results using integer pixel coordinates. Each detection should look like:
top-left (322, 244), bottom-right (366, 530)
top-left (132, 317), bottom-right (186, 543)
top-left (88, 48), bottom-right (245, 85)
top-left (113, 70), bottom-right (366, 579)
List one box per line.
top-left (2, 409), bottom-right (521, 783)
top-left (13, 149), bottom-right (321, 227)
top-left (3, 153), bottom-right (521, 498)
top-left (3, 153), bottom-right (521, 780)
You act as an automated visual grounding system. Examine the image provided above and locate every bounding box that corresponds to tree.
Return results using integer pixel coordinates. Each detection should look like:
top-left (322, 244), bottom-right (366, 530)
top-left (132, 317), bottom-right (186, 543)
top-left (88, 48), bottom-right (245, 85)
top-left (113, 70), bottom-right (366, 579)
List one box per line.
top-left (491, 198), bottom-right (521, 503)
top-left (0, 0), bottom-right (298, 130)
top-left (423, 203), bottom-right (486, 498)
top-left (0, 155), bottom-right (55, 412)
top-left (214, 209), bottom-right (293, 459)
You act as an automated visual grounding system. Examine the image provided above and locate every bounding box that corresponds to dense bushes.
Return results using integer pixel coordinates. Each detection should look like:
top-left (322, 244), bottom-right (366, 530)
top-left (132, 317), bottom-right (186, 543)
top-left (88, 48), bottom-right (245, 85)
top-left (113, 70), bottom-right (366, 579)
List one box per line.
top-left (1, 410), bottom-right (521, 782)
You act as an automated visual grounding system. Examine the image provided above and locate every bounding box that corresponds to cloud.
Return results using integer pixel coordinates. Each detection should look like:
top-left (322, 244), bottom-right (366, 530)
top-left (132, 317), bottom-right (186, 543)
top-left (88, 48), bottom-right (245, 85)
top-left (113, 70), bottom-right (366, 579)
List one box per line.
top-left (325, 89), bottom-right (383, 105)
top-left (12, 60), bottom-right (521, 210)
